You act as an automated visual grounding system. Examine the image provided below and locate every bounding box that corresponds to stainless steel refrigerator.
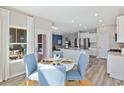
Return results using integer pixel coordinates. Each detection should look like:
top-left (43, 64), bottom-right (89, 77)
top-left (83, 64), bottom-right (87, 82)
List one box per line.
top-left (79, 38), bottom-right (90, 49)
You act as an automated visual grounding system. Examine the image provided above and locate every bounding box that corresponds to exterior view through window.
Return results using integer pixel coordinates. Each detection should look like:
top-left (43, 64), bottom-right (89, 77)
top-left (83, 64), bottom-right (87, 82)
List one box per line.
top-left (9, 27), bottom-right (27, 61)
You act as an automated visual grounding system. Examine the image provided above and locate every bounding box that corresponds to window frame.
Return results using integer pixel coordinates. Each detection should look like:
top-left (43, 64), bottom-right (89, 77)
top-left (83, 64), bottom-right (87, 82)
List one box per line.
top-left (9, 26), bottom-right (28, 62)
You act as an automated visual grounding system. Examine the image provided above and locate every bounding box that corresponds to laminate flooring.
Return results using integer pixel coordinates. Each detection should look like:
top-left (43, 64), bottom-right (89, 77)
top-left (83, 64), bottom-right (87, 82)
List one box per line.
top-left (0, 57), bottom-right (123, 86)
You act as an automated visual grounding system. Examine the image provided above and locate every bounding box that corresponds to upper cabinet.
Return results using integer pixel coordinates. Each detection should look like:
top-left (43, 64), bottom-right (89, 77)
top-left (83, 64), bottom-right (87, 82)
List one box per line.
top-left (10, 11), bottom-right (27, 28)
top-left (89, 33), bottom-right (97, 42)
top-left (80, 32), bottom-right (89, 38)
top-left (116, 16), bottom-right (124, 43)
top-left (79, 32), bottom-right (96, 42)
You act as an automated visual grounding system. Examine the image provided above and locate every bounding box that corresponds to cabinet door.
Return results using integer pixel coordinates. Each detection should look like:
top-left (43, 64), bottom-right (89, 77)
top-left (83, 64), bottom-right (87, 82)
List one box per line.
top-left (117, 16), bottom-right (124, 43)
top-left (89, 33), bottom-right (96, 42)
top-left (80, 32), bottom-right (89, 38)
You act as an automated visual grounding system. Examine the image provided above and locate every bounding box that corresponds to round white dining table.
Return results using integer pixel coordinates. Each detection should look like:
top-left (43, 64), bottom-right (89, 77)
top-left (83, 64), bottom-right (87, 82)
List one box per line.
top-left (38, 58), bottom-right (74, 71)
top-left (62, 62), bottom-right (74, 71)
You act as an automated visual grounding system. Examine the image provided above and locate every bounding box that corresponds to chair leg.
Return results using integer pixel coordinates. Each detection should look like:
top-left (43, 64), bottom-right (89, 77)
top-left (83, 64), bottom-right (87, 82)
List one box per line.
top-left (26, 77), bottom-right (29, 86)
top-left (79, 80), bottom-right (82, 83)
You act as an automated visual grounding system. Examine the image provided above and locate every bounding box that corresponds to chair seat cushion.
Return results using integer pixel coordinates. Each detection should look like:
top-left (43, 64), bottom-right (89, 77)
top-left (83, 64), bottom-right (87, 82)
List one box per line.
top-left (28, 71), bottom-right (38, 81)
top-left (66, 69), bottom-right (82, 80)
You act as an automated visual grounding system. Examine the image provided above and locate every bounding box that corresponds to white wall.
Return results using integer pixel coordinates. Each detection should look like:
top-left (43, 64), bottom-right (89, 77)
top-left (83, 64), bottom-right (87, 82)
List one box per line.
top-left (0, 9), bottom-right (2, 82)
top-left (0, 8), bottom-right (53, 80)
top-left (8, 11), bottom-right (28, 78)
top-left (34, 17), bottom-right (52, 58)
top-left (9, 16), bottom-right (35, 78)
top-left (27, 16), bottom-right (35, 54)
top-left (97, 25), bottom-right (118, 58)
top-left (0, 8), bottom-right (10, 81)
top-left (9, 60), bottom-right (25, 78)
top-left (10, 11), bottom-right (27, 27)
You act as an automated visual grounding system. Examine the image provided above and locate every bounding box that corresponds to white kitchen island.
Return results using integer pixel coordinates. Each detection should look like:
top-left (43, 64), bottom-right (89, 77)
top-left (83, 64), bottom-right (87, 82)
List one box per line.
top-left (60, 48), bottom-right (89, 65)
top-left (107, 52), bottom-right (124, 80)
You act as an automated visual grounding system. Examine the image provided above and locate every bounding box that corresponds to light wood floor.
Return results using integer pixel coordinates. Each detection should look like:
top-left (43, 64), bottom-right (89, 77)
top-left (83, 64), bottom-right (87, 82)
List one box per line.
top-left (86, 57), bottom-right (124, 86)
top-left (0, 57), bottom-right (124, 86)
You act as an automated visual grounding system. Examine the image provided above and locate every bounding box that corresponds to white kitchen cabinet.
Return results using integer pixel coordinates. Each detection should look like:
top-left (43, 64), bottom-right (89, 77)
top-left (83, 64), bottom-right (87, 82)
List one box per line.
top-left (117, 16), bottom-right (124, 43)
top-left (80, 32), bottom-right (89, 38)
top-left (107, 53), bottom-right (124, 80)
top-left (89, 33), bottom-right (96, 42)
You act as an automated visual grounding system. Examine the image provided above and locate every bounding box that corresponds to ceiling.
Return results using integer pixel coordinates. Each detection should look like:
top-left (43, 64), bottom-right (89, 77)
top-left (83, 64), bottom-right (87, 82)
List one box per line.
top-left (8, 6), bottom-right (124, 34)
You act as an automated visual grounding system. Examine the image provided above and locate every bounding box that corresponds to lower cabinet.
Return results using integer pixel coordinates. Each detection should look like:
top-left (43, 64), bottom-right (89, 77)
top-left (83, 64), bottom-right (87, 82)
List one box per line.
top-left (107, 54), bottom-right (124, 80)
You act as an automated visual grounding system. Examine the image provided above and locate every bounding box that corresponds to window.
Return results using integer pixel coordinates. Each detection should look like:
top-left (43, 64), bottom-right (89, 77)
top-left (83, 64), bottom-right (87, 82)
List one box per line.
top-left (9, 27), bottom-right (27, 61)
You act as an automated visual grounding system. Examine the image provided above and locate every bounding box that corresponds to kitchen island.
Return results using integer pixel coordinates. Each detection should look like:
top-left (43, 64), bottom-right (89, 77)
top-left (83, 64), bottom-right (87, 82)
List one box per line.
top-left (60, 48), bottom-right (90, 64)
top-left (107, 51), bottom-right (124, 80)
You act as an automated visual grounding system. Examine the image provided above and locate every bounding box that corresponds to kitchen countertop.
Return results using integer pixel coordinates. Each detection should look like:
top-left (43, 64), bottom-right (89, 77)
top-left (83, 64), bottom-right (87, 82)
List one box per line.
top-left (60, 48), bottom-right (90, 55)
top-left (59, 46), bottom-right (96, 50)
top-left (108, 51), bottom-right (124, 57)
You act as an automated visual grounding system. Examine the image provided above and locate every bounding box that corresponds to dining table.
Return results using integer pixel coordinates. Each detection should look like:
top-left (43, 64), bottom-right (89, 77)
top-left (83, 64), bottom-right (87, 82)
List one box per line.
top-left (38, 58), bottom-right (74, 71)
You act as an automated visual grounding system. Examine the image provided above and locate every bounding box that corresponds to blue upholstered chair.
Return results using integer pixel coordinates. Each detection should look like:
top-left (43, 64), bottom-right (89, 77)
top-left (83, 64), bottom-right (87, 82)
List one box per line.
top-left (23, 54), bottom-right (38, 81)
top-left (66, 53), bottom-right (88, 81)
top-left (52, 50), bottom-right (63, 58)
top-left (38, 65), bottom-right (66, 86)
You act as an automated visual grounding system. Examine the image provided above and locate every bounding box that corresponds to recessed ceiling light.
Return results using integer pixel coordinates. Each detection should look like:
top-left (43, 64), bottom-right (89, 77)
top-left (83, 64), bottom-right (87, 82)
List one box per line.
top-left (55, 27), bottom-right (58, 30)
top-left (102, 24), bottom-right (105, 26)
top-left (94, 13), bottom-right (98, 17)
top-left (99, 19), bottom-right (103, 23)
top-left (52, 26), bottom-right (55, 29)
top-left (72, 20), bottom-right (74, 23)
top-left (79, 24), bottom-right (82, 26)
top-left (52, 26), bottom-right (58, 30)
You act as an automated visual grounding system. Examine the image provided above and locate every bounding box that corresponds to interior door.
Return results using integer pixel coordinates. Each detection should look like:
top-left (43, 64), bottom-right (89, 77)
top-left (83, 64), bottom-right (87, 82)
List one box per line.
top-left (97, 30), bottom-right (109, 58)
top-left (35, 33), bottom-right (46, 62)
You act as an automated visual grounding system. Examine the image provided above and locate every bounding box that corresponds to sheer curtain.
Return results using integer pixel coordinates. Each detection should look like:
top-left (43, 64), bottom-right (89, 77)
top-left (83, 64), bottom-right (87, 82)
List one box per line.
top-left (0, 8), bottom-right (9, 82)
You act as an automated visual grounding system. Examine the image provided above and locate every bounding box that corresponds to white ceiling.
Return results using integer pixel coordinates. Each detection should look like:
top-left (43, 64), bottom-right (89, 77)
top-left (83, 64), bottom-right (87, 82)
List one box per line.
top-left (8, 6), bottom-right (124, 34)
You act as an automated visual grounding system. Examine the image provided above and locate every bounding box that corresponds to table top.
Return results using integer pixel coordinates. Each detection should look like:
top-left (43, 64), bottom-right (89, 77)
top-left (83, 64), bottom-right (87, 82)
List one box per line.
top-left (39, 58), bottom-right (74, 71)
top-left (39, 58), bottom-right (72, 64)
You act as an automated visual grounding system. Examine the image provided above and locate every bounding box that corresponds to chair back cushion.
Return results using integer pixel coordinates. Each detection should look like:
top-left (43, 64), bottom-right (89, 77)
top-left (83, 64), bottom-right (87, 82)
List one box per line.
top-left (24, 54), bottom-right (37, 77)
top-left (78, 53), bottom-right (88, 78)
top-left (38, 65), bottom-right (66, 86)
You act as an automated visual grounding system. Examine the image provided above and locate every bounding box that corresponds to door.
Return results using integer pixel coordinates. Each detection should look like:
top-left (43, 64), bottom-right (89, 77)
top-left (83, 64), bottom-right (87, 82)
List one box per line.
top-left (97, 29), bottom-right (109, 58)
top-left (35, 33), bottom-right (46, 62)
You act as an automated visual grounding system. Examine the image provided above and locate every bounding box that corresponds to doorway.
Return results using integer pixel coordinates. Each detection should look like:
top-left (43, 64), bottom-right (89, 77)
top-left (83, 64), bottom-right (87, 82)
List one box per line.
top-left (35, 33), bottom-right (46, 62)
